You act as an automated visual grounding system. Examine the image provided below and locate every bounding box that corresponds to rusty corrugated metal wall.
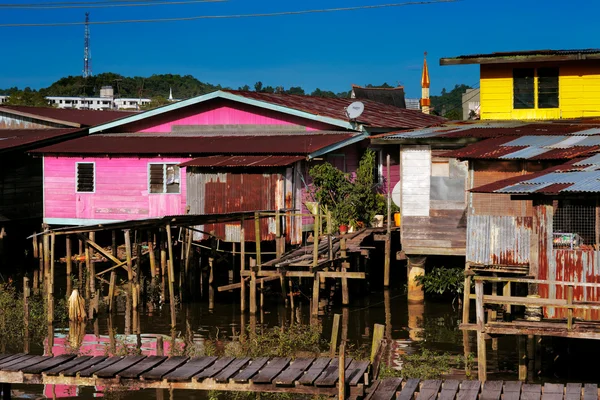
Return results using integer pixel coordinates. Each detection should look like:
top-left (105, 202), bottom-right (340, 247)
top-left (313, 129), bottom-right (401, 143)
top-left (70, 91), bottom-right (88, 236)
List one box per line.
top-left (186, 168), bottom-right (302, 244)
top-left (467, 215), bottom-right (532, 265)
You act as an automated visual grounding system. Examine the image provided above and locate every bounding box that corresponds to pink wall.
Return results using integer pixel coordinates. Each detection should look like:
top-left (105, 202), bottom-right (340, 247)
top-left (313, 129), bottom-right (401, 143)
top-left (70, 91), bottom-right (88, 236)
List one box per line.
top-left (118, 100), bottom-right (337, 133)
top-left (44, 156), bottom-right (188, 224)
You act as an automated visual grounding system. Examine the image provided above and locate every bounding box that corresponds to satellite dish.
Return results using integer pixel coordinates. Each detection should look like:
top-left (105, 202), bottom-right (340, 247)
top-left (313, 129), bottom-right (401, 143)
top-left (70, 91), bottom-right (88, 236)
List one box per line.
top-left (346, 101), bottom-right (365, 120)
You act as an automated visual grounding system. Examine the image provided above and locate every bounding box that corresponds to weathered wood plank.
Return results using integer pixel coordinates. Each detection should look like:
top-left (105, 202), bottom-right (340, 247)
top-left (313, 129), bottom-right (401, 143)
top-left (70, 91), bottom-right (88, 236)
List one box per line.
top-left (0, 354), bottom-right (29, 369)
top-left (298, 357), bottom-right (331, 386)
top-left (44, 356), bottom-right (93, 376)
top-left (3, 356), bottom-right (50, 372)
top-left (439, 380), bottom-right (460, 400)
top-left (195, 357), bottom-right (235, 381)
top-left (503, 381), bottom-right (523, 400)
top-left (22, 355), bottom-right (77, 374)
top-left (164, 357), bottom-right (218, 382)
top-left (141, 356), bottom-right (189, 380)
top-left (542, 383), bottom-right (565, 400)
top-left (420, 380), bottom-right (443, 400)
top-left (522, 384), bottom-right (542, 400)
top-left (214, 358), bottom-right (251, 383)
top-left (95, 355), bottom-right (146, 379)
top-left (252, 357), bottom-right (291, 384)
top-left (60, 356), bottom-right (107, 377)
top-left (118, 356), bottom-right (167, 379)
top-left (78, 356), bottom-right (122, 378)
top-left (347, 360), bottom-right (370, 386)
top-left (274, 358), bottom-right (314, 386)
top-left (0, 355), bottom-right (16, 363)
top-left (397, 378), bottom-right (420, 400)
top-left (232, 357), bottom-right (270, 383)
top-left (457, 380), bottom-right (481, 400)
top-left (481, 381), bottom-right (503, 400)
top-left (370, 377), bottom-right (402, 400)
top-left (583, 384), bottom-right (598, 400)
top-left (566, 383), bottom-right (582, 400)
top-left (314, 357), bottom-right (352, 387)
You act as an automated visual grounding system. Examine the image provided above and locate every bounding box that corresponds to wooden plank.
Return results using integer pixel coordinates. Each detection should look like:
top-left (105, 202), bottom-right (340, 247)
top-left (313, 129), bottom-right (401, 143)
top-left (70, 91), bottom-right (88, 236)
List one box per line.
top-left (60, 356), bottom-right (107, 377)
top-left (44, 356), bottom-right (93, 376)
top-left (214, 358), bottom-right (251, 383)
top-left (397, 378), bottom-right (420, 400)
top-left (3, 356), bottom-right (51, 372)
top-left (118, 356), bottom-right (167, 379)
top-left (439, 380), bottom-right (460, 400)
top-left (543, 383), bottom-right (565, 400)
top-left (195, 357), bottom-right (235, 381)
top-left (503, 381), bottom-right (523, 400)
top-left (419, 380), bottom-right (443, 400)
top-left (0, 355), bottom-right (36, 369)
top-left (0, 355), bottom-right (16, 363)
top-left (481, 381), bottom-right (503, 400)
top-left (522, 384), bottom-right (542, 400)
top-left (583, 384), bottom-right (598, 400)
top-left (141, 356), bottom-right (189, 380)
top-left (314, 357), bottom-right (352, 387)
top-left (370, 377), bottom-right (403, 400)
top-left (78, 356), bottom-right (123, 378)
top-left (0, 354), bottom-right (28, 369)
top-left (297, 357), bottom-right (331, 386)
top-left (232, 357), bottom-right (270, 383)
top-left (22, 354), bottom-right (77, 374)
top-left (163, 357), bottom-right (217, 382)
top-left (95, 355), bottom-right (147, 379)
top-left (566, 383), bottom-right (582, 400)
top-left (252, 357), bottom-right (291, 384)
top-left (457, 380), bottom-right (481, 400)
top-left (274, 358), bottom-right (314, 385)
top-left (347, 360), bottom-right (370, 386)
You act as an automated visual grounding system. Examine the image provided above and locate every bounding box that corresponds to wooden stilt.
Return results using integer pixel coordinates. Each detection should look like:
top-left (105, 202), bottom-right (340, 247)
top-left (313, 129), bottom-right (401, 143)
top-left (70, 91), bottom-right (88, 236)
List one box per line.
top-left (134, 230), bottom-right (142, 287)
top-left (165, 224), bottom-right (177, 329)
top-left (32, 232), bottom-right (38, 259)
top-left (78, 239), bottom-right (83, 291)
top-left (338, 342), bottom-right (346, 400)
top-left (160, 232), bottom-right (167, 303)
top-left (148, 232), bottom-right (157, 279)
top-left (311, 272), bottom-right (320, 317)
top-left (124, 229), bottom-right (134, 292)
top-left (84, 233), bottom-right (91, 300)
top-left (48, 232), bottom-right (55, 324)
top-left (112, 230), bottom-right (117, 259)
top-left (288, 277), bottom-right (295, 309)
top-left (66, 235), bottom-right (72, 295)
top-left (249, 258), bottom-right (257, 315)
top-left (518, 335), bottom-right (527, 381)
top-left (108, 271), bottom-right (116, 312)
top-left (185, 227), bottom-right (193, 299)
top-left (240, 218), bottom-right (246, 313)
top-left (384, 154), bottom-right (391, 288)
top-left (280, 272), bottom-right (287, 303)
top-left (475, 279), bottom-right (487, 382)
top-left (23, 277), bottom-right (30, 354)
top-left (33, 268), bottom-right (39, 296)
top-left (254, 212), bottom-right (261, 268)
top-left (43, 233), bottom-right (50, 295)
top-left (156, 336), bottom-right (164, 356)
top-left (260, 279), bottom-right (264, 309)
top-left (38, 238), bottom-right (44, 292)
top-left (313, 210), bottom-right (320, 268)
top-left (330, 313), bottom-right (341, 357)
top-left (341, 261), bottom-right (350, 306)
top-left (89, 232), bottom-right (96, 295)
top-left (463, 273), bottom-right (472, 324)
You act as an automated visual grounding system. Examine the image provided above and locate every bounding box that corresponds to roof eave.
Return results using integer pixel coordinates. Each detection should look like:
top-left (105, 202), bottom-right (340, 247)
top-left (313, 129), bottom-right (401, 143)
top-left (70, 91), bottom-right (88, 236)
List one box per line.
top-left (308, 133), bottom-right (368, 160)
top-left (440, 53), bottom-right (600, 66)
top-left (90, 90), bottom-right (360, 133)
top-left (0, 107), bottom-right (81, 128)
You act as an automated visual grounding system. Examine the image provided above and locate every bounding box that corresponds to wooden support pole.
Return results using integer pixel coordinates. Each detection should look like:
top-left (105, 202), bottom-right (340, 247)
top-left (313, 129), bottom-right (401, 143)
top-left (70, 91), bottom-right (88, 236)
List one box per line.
top-left (311, 272), bottom-right (320, 317)
top-left (184, 227), bottom-right (193, 297)
top-left (78, 239), bottom-right (83, 291)
top-left (341, 261), bottom-right (350, 306)
top-left (407, 256), bottom-right (425, 303)
top-left (254, 212), bottom-right (261, 268)
top-left (43, 233), bottom-right (50, 295)
top-left (249, 258), bottom-right (257, 315)
top-left (370, 323), bottom-right (385, 363)
top-left (313, 210), bottom-right (320, 268)
top-left (84, 233), bottom-right (91, 300)
top-left (503, 281), bottom-right (512, 315)
top-left (89, 232), bottom-right (96, 295)
top-left (165, 224), bottom-right (177, 329)
top-left (475, 279), bottom-right (487, 382)
top-left (48, 233), bottom-right (55, 324)
top-left (156, 336), bottom-right (164, 356)
top-left (240, 218), bottom-right (246, 313)
top-left (124, 230), bottom-right (134, 287)
top-left (338, 342), bottom-right (346, 400)
top-left (149, 232), bottom-right (157, 279)
top-left (275, 210), bottom-right (282, 259)
top-left (66, 235), bottom-right (72, 295)
top-left (160, 234), bottom-right (167, 303)
top-left (518, 335), bottom-right (527, 381)
top-left (108, 271), bottom-right (116, 312)
top-left (384, 153), bottom-right (392, 288)
top-left (567, 285), bottom-right (574, 330)
top-left (462, 274), bottom-right (472, 324)
top-left (288, 277), bottom-right (295, 309)
top-left (23, 277), bottom-right (30, 354)
top-left (32, 233), bottom-right (38, 259)
top-left (134, 230), bottom-right (142, 286)
top-left (330, 313), bottom-right (341, 357)
top-left (112, 230), bottom-right (117, 259)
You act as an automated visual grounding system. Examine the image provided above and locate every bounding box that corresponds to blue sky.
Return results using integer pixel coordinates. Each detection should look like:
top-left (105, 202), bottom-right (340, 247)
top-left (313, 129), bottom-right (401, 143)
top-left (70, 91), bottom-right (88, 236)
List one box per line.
top-left (0, 0), bottom-right (597, 97)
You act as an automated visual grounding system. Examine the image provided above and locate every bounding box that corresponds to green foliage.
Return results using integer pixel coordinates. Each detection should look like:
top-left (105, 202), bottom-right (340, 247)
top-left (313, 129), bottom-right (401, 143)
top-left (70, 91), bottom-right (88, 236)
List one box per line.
top-left (5, 88), bottom-right (51, 107)
top-left (430, 83), bottom-right (472, 118)
top-left (140, 95), bottom-right (171, 110)
top-left (414, 267), bottom-right (465, 297)
top-left (309, 149), bottom-right (381, 228)
top-left (397, 349), bottom-right (458, 379)
top-left (443, 108), bottom-right (463, 121)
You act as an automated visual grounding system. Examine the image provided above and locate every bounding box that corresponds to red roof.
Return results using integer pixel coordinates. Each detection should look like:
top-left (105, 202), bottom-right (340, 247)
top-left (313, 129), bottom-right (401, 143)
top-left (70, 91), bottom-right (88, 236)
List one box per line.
top-left (32, 133), bottom-right (358, 155)
top-left (442, 124), bottom-right (593, 138)
top-left (0, 128), bottom-right (84, 152)
top-left (180, 155), bottom-right (305, 168)
top-left (225, 90), bottom-right (445, 129)
top-left (442, 137), bottom-right (524, 159)
top-left (0, 106), bottom-right (136, 127)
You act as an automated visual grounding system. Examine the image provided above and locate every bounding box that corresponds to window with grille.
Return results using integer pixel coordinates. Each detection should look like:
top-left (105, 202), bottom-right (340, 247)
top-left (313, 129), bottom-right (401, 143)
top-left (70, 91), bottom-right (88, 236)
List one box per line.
top-left (553, 199), bottom-right (597, 249)
top-left (149, 163), bottom-right (180, 194)
top-left (76, 162), bottom-right (95, 193)
top-left (513, 68), bottom-right (535, 109)
top-left (513, 67), bottom-right (559, 110)
top-left (538, 68), bottom-right (559, 108)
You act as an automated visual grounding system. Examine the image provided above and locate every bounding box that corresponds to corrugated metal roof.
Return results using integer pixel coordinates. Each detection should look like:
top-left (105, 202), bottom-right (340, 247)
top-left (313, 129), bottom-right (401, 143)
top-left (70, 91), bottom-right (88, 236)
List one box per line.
top-left (546, 136), bottom-right (589, 148)
top-left (501, 136), bottom-right (569, 147)
top-left (0, 128), bottom-right (84, 152)
top-left (529, 146), bottom-right (600, 160)
top-left (572, 136), bottom-right (600, 147)
top-left (31, 133), bottom-right (357, 155)
top-left (180, 155), bottom-right (305, 168)
top-left (0, 106), bottom-right (136, 127)
top-left (451, 49), bottom-right (600, 59)
top-left (495, 183), bottom-right (551, 193)
top-left (498, 147), bottom-right (551, 159)
top-left (574, 153), bottom-right (600, 166)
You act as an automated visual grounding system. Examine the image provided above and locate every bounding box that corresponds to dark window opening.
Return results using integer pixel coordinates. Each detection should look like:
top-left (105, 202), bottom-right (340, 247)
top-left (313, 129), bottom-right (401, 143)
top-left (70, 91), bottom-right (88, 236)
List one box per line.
top-left (538, 67), bottom-right (559, 108)
top-left (76, 163), bottom-right (94, 193)
top-left (149, 164), bottom-right (180, 194)
top-left (513, 68), bottom-right (535, 109)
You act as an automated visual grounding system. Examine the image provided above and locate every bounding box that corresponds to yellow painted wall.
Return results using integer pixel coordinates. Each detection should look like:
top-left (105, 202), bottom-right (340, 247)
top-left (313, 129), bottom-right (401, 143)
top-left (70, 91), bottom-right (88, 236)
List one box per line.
top-left (480, 61), bottom-right (600, 120)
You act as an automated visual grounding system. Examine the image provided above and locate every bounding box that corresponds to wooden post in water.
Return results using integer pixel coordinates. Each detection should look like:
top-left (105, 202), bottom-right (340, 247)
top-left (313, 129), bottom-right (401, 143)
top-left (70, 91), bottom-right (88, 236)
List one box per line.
top-left (240, 217), bottom-right (246, 312)
top-left (311, 272), bottom-right (320, 317)
top-left (254, 212), bottom-right (261, 268)
top-left (185, 227), bottom-right (193, 299)
top-left (249, 258), bottom-right (257, 315)
top-left (112, 230), bottom-right (118, 259)
top-left (23, 277), bottom-right (30, 354)
top-left (338, 342), bottom-right (346, 400)
top-left (89, 232), bottom-right (96, 295)
top-left (330, 313), bottom-right (341, 357)
top-left (156, 336), bottom-right (164, 356)
top-left (160, 231), bottom-right (167, 303)
top-left (165, 224), bottom-right (177, 329)
top-left (48, 233), bottom-right (55, 324)
top-left (148, 232), bottom-right (157, 279)
top-left (384, 154), bottom-right (391, 288)
top-left (475, 279), bottom-right (487, 382)
top-left (313, 210), bottom-right (320, 268)
top-left (78, 239), bottom-right (83, 291)
top-left (462, 267), bottom-right (472, 324)
top-left (518, 335), bottom-right (527, 381)
top-left (108, 271), bottom-right (116, 312)
top-left (66, 235), bottom-right (72, 295)
top-left (43, 233), bottom-right (50, 296)
top-left (124, 229), bottom-right (134, 293)
top-left (370, 323), bottom-right (385, 363)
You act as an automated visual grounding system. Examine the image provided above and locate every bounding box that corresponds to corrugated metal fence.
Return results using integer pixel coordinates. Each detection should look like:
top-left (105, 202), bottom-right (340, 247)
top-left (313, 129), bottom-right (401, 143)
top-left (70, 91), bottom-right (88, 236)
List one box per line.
top-left (467, 215), bottom-right (532, 266)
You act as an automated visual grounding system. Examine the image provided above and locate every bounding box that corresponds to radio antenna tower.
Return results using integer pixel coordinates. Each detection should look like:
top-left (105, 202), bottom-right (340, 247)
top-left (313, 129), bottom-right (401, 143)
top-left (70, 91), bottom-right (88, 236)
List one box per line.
top-left (83, 12), bottom-right (92, 78)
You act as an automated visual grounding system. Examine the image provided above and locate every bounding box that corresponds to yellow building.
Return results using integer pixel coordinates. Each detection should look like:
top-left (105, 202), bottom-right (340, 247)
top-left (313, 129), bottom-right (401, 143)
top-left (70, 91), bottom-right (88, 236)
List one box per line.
top-left (441, 49), bottom-right (600, 120)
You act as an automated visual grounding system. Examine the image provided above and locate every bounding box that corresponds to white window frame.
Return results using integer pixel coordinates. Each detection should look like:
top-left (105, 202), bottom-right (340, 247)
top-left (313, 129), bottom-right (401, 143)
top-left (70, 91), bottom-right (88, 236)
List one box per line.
top-left (148, 163), bottom-right (181, 194)
top-left (75, 161), bottom-right (95, 193)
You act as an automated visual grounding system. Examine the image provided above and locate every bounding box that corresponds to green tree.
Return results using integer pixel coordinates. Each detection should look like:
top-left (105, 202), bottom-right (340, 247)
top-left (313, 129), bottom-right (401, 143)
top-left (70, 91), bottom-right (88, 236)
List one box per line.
top-left (311, 88), bottom-right (337, 98)
top-left (140, 95), bottom-right (170, 110)
top-left (5, 88), bottom-right (51, 107)
top-left (254, 81), bottom-right (263, 92)
top-left (287, 86), bottom-right (305, 95)
top-left (430, 83), bottom-right (472, 117)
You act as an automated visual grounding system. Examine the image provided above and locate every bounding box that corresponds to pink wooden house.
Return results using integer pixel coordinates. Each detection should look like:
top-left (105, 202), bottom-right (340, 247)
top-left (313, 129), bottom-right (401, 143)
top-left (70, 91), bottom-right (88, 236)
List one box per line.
top-left (33, 90), bottom-right (444, 242)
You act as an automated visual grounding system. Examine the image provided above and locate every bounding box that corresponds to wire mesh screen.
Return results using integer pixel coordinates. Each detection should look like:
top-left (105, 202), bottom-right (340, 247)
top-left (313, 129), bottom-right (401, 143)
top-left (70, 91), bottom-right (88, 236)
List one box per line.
top-left (553, 201), bottom-right (596, 249)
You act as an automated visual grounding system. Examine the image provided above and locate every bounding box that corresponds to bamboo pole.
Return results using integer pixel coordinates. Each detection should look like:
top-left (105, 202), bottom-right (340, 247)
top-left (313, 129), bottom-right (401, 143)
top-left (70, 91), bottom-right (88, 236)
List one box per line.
top-left (66, 235), bottom-right (72, 295)
top-left (84, 233), bottom-right (91, 300)
top-left (149, 231), bottom-right (157, 279)
top-left (43, 233), bottom-right (49, 295)
top-left (89, 232), bottom-right (96, 295)
top-left (108, 271), bottom-right (116, 312)
top-left (166, 224), bottom-right (177, 329)
top-left (23, 277), bottom-right (30, 354)
top-left (124, 230), bottom-right (133, 289)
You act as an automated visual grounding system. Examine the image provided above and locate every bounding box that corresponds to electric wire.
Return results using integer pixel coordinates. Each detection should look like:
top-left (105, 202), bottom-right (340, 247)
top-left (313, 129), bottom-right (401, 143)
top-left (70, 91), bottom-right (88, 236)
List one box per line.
top-left (0, 0), bottom-right (223, 9)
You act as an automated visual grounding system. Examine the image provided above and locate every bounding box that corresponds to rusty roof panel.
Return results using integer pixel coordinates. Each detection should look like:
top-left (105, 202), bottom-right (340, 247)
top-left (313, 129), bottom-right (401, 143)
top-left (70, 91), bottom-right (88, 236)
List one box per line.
top-left (529, 146), bottom-right (600, 160)
top-left (574, 153), bottom-right (600, 165)
top-left (226, 90), bottom-right (446, 129)
top-left (181, 155), bottom-right (304, 168)
top-left (0, 128), bottom-right (84, 152)
top-left (0, 106), bottom-right (136, 127)
top-left (32, 133), bottom-right (356, 155)
top-left (499, 147), bottom-right (551, 159)
top-left (501, 136), bottom-right (569, 147)
top-left (467, 215), bottom-right (532, 266)
top-left (442, 137), bottom-right (522, 158)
